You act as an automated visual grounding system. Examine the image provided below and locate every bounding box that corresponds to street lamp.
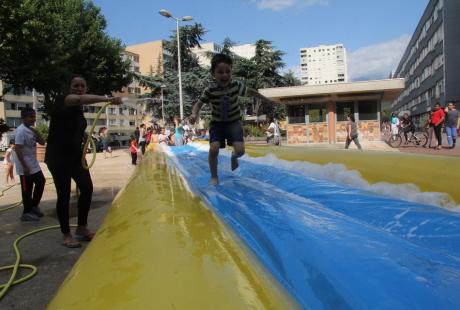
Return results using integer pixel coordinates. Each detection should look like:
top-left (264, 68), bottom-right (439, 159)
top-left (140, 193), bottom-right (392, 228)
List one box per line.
top-left (159, 8), bottom-right (193, 120)
top-left (160, 84), bottom-right (166, 124)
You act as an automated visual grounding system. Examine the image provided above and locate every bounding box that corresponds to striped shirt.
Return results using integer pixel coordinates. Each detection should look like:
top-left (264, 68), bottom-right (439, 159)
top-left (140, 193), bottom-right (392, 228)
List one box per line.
top-left (199, 80), bottom-right (247, 122)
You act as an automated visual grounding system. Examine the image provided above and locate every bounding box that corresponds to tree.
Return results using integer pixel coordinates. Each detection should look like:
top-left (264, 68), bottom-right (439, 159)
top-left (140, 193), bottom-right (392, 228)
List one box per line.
top-left (0, 0), bottom-right (131, 114)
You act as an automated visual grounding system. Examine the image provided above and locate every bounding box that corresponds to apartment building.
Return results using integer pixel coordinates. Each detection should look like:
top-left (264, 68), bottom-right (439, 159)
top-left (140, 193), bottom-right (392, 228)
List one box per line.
top-left (392, 0), bottom-right (460, 123)
top-left (300, 44), bottom-right (348, 86)
top-left (114, 50), bottom-right (142, 97)
top-left (191, 42), bottom-right (256, 67)
top-left (125, 40), bottom-right (164, 95)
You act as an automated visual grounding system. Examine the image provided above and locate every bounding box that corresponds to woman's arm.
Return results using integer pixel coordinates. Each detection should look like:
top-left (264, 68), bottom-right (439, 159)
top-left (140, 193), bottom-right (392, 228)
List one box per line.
top-left (65, 94), bottom-right (122, 107)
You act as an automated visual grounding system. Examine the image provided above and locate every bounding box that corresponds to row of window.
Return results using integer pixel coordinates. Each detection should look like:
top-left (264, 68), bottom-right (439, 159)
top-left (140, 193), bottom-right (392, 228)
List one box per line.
top-left (395, 79), bottom-right (444, 113)
top-left (405, 25), bottom-right (444, 80)
top-left (287, 101), bottom-right (378, 124)
top-left (398, 0), bottom-right (443, 74)
top-left (393, 53), bottom-right (444, 107)
top-left (301, 46), bottom-right (341, 54)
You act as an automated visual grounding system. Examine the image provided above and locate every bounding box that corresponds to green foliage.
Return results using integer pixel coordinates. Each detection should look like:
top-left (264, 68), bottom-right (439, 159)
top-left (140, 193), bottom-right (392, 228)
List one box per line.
top-left (35, 123), bottom-right (49, 141)
top-left (0, 119), bottom-right (9, 135)
top-left (0, 0), bottom-right (131, 114)
top-left (243, 125), bottom-right (265, 137)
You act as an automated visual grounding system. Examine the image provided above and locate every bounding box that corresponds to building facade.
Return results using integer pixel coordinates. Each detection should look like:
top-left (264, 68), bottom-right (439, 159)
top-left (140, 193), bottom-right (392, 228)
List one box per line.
top-left (300, 44), bottom-right (348, 86)
top-left (191, 42), bottom-right (257, 67)
top-left (190, 42), bottom-right (223, 67)
top-left (125, 40), bottom-right (164, 94)
top-left (260, 79), bottom-right (404, 144)
top-left (392, 0), bottom-right (460, 124)
top-left (115, 50), bottom-right (141, 96)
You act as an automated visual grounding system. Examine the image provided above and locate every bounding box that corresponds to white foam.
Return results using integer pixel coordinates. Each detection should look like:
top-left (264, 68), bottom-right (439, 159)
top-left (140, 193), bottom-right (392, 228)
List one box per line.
top-left (241, 154), bottom-right (460, 211)
top-left (163, 144), bottom-right (460, 211)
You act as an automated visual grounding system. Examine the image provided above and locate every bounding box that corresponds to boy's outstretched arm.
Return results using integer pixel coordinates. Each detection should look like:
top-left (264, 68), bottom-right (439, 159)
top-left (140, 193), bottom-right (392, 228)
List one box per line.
top-left (247, 88), bottom-right (277, 105)
top-left (190, 101), bottom-right (204, 124)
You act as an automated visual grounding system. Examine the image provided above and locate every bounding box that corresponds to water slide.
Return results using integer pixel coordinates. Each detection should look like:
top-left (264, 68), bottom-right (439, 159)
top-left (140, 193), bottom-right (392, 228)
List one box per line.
top-left (50, 144), bottom-right (460, 309)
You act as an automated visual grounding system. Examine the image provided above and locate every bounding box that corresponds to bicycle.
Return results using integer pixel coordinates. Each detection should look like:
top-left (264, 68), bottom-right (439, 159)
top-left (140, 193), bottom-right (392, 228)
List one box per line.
top-left (387, 128), bottom-right (428, 148)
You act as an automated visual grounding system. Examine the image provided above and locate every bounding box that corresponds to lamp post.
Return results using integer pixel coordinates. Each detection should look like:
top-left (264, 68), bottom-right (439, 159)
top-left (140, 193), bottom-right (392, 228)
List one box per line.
top-left (160, 84), bottom-right (166, 124)
top-left (159, 9), bottom-right (193, 120)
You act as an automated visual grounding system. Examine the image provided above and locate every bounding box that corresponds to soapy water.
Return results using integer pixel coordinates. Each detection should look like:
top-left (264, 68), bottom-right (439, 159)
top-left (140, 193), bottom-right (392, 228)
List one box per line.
top-left (162, 144), bottom-right (460, 309)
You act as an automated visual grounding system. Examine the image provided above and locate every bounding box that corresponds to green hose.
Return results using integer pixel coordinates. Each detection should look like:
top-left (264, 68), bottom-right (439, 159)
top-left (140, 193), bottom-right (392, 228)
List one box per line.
top-left (0, 224), bottom-right (77, 300)
top-left (81, 101), bottom-right (112, 170)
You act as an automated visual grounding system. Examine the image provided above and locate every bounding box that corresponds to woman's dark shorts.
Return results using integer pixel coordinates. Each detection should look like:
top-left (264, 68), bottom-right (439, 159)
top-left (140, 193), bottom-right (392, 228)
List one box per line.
top-left (209, 121), bottom-right (244, 149)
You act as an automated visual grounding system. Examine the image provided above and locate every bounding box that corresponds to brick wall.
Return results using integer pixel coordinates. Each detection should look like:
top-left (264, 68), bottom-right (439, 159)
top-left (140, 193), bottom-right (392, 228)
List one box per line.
top-left (357, 120), bottom-right (380, 141)
top-left (307, 123), bottom-right (329, 143)
top-left (287, 124), bottom-right (307, 144)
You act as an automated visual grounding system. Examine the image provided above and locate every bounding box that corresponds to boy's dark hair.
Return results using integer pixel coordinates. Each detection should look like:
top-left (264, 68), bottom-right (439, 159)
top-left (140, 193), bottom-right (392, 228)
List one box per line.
top-left (211, 53), bottom-right (233, 73)
top-left (9, 139), bottom-right (15, 145)
top-left (21, 107), bottom-right (36, 118)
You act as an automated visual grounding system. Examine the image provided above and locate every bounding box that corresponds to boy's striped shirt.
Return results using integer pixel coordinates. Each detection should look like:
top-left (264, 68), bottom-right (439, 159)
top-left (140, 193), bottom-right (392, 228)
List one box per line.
top-left (199, 80), bottom-right (247, 122)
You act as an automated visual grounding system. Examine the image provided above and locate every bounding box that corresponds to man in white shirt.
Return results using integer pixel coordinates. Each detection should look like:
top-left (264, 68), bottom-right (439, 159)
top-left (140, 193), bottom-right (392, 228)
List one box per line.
top-left (13, 107), bottom-right (46, 221)
top-left (266, 117), bottom-right (281, 146)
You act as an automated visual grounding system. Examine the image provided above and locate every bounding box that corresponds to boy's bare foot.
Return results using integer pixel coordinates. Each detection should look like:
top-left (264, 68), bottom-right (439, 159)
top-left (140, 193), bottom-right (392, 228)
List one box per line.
top-left (231, 156), bottom-right (239, 171)
top-left (210, 177), bottom-right (219, 185)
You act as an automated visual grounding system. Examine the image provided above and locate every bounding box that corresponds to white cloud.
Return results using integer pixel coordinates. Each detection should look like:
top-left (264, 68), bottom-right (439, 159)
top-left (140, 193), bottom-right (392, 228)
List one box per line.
top-left (251, 0), bottom-right (328, 11)
top-left (348, 35), bottom-right (411, 81)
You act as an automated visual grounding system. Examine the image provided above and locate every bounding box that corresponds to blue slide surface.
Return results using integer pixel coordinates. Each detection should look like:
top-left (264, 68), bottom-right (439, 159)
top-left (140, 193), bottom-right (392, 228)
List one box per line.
top-left (167, 145), bottom-right (460, 309)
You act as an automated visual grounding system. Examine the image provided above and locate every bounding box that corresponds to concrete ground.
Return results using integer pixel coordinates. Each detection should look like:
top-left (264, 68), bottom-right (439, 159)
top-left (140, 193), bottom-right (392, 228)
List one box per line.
top-left (0, 149), bottom-right (135, 309)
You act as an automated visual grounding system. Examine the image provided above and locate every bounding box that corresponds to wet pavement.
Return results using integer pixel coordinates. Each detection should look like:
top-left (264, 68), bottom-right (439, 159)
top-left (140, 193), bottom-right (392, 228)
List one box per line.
top-left (0, 150), bottom-right (135, 309)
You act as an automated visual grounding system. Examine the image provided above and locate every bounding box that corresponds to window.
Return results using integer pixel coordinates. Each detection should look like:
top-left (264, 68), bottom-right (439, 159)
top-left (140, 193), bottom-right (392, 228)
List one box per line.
top-left (336, 102), bottom-right (354, 121)
top-left (10, 103), bottom-right (17, 110)
top-left (308, 103), bottom-right (327, 123)
top-left (287, 105), bottom-right (305, 124)
top-left (109, 119), bottom-right (117, 126)
top-left (358, 101), bottom-right (378, 120)
top-left (119, 108), bottom-right (123, 114)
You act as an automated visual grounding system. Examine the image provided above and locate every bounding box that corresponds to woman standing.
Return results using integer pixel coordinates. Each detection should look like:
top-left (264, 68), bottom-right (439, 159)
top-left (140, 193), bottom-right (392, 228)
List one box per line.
top-left (345, 114), bottom-right (362, 150)
top-left (45, 76), bottom-right (122, 248)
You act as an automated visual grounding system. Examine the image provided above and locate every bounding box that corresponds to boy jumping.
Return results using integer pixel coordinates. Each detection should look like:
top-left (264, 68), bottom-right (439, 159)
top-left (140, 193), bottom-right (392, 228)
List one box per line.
top-left (190, 53), bottom-right (276, 185)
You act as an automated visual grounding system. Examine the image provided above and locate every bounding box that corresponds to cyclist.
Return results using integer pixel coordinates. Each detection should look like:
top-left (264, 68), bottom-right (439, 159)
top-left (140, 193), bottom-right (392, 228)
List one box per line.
top-left (401, 113), bottom-right (415, 144)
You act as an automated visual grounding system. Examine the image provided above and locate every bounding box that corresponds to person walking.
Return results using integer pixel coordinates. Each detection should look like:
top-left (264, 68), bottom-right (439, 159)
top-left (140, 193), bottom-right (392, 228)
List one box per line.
top-left (445, 102), bottom-right (459, 149)
top-left (345, 113), bottom-right (362, 150)
top-left (266, 117), bottom-right (281, 146)
top-left (45, 76), bottom-right (122, 247)
top-left (431, 102), bottom-right (445, 150)
top-left (13, 108), bottom-right (46, 221)
top-left (99, 127), bottom-right (112, 159)
top-left (3, 140), bottom-right (15, 185)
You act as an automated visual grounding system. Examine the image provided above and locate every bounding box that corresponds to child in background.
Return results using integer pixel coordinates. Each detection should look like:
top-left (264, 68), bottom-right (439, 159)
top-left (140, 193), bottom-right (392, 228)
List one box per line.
top-left (129, 136), bottom-right (138, 165)
top-left (14, 107), bottom-right (46, 221)
top-left (190, 53), bottom-right (276, 185)
top-left (3, 140), bottom-right (15, 185)
top-left (158, 128), bottom-right (169, 145)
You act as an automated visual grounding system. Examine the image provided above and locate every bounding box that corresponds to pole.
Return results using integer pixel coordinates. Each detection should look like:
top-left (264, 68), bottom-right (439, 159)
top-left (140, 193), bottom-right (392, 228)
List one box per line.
top-left (176, 18), bottom-right (184, 120)
top-left (161, 88), bottom-right (165, 124)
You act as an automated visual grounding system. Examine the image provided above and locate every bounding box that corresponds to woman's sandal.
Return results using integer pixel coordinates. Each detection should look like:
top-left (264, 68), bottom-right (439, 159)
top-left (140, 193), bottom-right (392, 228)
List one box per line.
top-left (74, 231), bottom-right (95, 242)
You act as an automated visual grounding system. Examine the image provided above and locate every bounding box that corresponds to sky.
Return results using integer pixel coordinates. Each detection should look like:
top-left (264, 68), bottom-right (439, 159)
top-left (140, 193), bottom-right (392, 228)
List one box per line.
top-left (92, 0), bottom-right (428, 81)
